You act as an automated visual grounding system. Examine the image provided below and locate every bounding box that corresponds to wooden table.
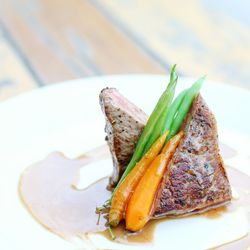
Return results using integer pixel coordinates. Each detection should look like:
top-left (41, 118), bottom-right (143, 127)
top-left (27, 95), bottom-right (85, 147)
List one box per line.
top-left (0, 0), bottom-right (249, 101)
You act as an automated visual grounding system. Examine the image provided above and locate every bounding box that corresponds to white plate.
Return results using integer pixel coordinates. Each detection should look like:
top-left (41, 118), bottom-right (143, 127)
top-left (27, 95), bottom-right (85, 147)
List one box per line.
top-left (0, 75), bottom-right (250, 250)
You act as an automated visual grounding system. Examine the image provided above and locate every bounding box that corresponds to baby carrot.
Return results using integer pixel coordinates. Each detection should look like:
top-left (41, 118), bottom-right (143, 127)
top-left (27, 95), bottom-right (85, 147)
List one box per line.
top-left (109, 131), bottom-right (169, 227)
top-left (125, 131), bottom-right (184, 231)
top-left (125, 154), bottom-right (167, 231)
top-left (161, 130), bottom-right (184, 154)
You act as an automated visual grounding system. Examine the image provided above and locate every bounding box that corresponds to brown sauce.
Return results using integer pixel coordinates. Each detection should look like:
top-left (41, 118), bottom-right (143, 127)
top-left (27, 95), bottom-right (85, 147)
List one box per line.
top-left (99, 220), bottom-right (156, 245)
top-left (19, 146), bottom-right (250, 249)
top-left (202, 206), bottom-right (229, 219)
top-left (19, 152), bottom-right (110, 239)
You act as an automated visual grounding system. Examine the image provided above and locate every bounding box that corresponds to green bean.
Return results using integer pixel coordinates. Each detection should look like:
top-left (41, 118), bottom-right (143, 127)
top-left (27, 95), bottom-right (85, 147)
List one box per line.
top-left (142, 76), bottom-right (178, 155)
top-left (143, 88), bottom-right (188, 154)
top-left (163, 88), bottom-right (188, 133)
top-left (112, 65), bottom-right (178, 196)
top-left (167, 76), bottom-right (205, 140)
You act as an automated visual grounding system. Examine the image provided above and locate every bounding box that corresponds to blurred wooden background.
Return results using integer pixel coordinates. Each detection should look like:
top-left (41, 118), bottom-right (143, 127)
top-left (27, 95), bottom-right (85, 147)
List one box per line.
top-left (0, 0), bottom-right (249, 101)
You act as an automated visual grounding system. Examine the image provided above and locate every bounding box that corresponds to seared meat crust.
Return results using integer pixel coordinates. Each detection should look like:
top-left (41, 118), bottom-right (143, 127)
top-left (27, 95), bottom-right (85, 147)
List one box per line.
top-left (153, 95), bottom-right (232, 217)
top-left (99, 88), bottom-right (148, 189)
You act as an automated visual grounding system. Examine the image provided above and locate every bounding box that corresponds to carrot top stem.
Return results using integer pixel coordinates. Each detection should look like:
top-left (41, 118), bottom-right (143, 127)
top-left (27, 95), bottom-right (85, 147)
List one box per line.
top-left (108, 226), bottom-right (116, 240)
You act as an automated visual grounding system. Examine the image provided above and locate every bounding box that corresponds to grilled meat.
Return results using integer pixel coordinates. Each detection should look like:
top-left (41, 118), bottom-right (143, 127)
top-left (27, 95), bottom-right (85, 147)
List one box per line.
top-left (153, 94), bottom-right (232, 217)
top-left (99, 87), bottom-right (148, 189)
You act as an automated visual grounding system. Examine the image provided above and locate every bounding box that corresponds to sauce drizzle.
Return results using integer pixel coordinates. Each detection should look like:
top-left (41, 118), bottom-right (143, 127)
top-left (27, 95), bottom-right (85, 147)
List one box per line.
top-left (19, 146), bottom-right (250, 249)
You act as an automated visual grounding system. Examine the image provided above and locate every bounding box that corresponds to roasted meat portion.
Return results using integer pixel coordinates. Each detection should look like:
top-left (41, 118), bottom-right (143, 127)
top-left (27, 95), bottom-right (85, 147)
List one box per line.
top-left (100, 86), bottom-right (231, 216)
top-left (99, 88), bottom-right (148, 189)
top-left (153, 95), bottom-right (232, 217)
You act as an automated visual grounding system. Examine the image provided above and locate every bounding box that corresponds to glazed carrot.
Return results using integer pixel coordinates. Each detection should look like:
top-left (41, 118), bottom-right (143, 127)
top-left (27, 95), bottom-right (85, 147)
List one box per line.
top-left (125, 131), bottom-right (184, 231)
top-left (109, 130), bottom-right (169, 227)
top-left (125, 154), bottom-right (167, 231)
top-left (161, 130), bottom-right (184, 154)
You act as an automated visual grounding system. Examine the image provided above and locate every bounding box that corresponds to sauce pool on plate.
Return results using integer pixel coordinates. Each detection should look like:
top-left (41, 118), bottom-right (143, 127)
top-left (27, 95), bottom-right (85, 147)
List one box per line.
top-left (19, 145), bottom-right (250, 249)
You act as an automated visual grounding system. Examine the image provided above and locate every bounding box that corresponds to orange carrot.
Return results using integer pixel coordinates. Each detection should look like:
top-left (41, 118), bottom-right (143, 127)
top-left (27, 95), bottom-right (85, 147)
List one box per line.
top-left (161, 130), bottom-right (184, 154)
top-left (125, 154), bottom-right (167, 231)
top-left (109, 130), bottom-right (169, 227)
top-left (125, 131), bottom-right (184, 231)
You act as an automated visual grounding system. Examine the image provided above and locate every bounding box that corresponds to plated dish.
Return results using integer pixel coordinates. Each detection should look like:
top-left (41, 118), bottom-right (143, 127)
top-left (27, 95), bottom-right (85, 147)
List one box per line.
top-left (99, 66), bottom-right (231, 233)
top-left (1, 73), bottom-right (250, 249)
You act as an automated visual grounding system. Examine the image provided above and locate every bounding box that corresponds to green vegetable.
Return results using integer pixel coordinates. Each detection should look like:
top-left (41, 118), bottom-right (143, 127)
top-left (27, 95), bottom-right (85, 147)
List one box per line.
top-left (163, 88), bottom-right (188, 133)
top-left (142, 76), bottom-right (178, 155)
top-left (143, 88), bottom-right (188, 154)
top-left (112, 65), bottom-right (178, 196)
top-left (167, 76), bottom-right (205, 141)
